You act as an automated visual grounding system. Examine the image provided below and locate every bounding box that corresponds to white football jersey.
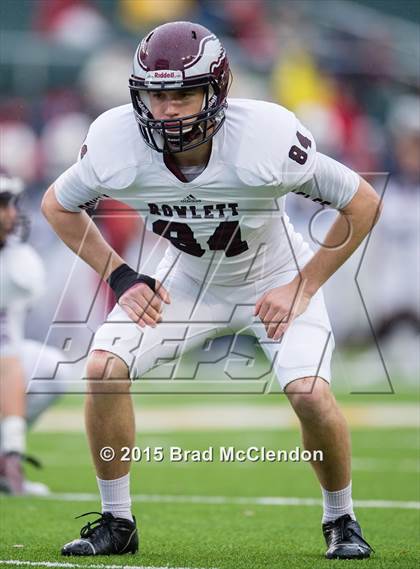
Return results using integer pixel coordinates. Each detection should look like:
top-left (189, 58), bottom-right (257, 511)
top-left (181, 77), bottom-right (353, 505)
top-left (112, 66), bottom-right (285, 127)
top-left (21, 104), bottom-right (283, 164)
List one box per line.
top-left (0, 238), bottom-right (46, 355)
top-left (54, 98), bottom-right (359, 285)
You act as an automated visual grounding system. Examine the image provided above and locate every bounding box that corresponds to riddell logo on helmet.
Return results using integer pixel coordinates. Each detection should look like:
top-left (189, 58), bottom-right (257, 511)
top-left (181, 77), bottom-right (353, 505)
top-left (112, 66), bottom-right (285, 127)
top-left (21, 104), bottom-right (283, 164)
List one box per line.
top-left (154, 71), bottom-right (176, 78)
top-left (145, 70), bottom-right (183, 83)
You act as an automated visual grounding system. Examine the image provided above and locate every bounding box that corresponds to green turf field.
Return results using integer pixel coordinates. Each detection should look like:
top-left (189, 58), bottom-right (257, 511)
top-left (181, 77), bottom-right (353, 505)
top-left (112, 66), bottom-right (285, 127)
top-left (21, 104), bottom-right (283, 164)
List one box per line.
top-left (1, 425), bottom-right (419, 569)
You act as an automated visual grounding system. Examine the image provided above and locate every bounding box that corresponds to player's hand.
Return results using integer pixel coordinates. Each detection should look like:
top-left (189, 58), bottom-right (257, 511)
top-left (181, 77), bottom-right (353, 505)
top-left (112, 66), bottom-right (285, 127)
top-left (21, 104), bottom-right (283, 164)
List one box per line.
top-left (254, 278), bottom-right (312, 340)
top-left (119, 279), bottom-right (171, 328)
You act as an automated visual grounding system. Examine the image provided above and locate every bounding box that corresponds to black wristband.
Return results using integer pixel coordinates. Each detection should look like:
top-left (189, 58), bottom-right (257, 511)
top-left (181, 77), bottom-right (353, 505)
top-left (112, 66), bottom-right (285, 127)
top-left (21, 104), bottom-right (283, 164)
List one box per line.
top-left (107, 263), bottom-right (156, 300)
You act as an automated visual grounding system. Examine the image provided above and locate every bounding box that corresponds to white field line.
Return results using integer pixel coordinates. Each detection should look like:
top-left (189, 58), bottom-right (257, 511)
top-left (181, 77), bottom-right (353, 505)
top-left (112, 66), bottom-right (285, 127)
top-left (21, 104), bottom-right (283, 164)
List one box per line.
top-left (35, 492), bottom-right (420, 510)
top-left (0, 561), bottom-right (214, 569)
top-left (33, 403), bottom-right (420, 433)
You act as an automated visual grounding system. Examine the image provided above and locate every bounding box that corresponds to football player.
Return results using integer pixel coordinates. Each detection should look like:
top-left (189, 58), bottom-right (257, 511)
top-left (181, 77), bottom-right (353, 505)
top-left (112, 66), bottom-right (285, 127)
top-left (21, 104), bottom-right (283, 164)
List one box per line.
top-left (42, 22), bottom-right (379, 559)
top-left (0, 170), bottom-right (67, 494)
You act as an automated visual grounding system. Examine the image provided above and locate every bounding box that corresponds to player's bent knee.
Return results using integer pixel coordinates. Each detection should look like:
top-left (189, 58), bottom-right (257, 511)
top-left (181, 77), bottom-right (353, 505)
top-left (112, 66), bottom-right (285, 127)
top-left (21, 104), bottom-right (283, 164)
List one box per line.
top-left (285, 376), bottom-right (333, 420)
top-left (85, 350), bottom-right (130, 383)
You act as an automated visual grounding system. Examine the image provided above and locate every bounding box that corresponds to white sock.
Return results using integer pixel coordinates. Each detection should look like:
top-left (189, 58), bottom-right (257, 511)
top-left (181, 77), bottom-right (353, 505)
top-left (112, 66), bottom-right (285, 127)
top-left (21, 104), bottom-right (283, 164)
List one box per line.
top-left (322, 481), bottom-right (355, 523)
top-left (0, 415), bottom-right (26, 454)
top-left (97, 473), bottom-right (133, 522)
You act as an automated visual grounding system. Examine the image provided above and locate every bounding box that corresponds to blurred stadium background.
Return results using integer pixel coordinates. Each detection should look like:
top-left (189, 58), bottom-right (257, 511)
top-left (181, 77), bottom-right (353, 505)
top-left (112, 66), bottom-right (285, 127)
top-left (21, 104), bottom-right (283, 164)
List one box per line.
top-left (0, 1), bottom-right (419, 567)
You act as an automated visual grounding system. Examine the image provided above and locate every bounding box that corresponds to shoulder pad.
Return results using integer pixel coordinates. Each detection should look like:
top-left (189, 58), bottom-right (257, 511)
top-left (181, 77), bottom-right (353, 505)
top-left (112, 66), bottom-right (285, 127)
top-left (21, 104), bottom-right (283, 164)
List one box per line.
top-left (83, 104), bottom-right (151, 189)
top-left (223, 99), bottom-right (297, 184)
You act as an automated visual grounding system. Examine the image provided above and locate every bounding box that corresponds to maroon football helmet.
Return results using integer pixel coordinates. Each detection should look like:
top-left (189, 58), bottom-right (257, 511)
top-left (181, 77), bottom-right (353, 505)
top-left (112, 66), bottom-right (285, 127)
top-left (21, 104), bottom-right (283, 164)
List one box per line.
top-left (129, 21), bottom-right (231, 153)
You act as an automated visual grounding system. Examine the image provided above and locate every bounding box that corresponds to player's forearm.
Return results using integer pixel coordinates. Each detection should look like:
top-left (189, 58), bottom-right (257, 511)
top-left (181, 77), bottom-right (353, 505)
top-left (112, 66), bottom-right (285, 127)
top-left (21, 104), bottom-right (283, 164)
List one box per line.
top-left (299, 178), bottom-right (382, 297)
top-left (41, 186), bottom-right (124, 280)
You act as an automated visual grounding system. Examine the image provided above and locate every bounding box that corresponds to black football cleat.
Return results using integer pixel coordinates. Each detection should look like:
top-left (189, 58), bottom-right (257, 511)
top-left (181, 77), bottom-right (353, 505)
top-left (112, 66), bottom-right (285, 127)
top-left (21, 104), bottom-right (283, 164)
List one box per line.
top-left (61, 511), bottom-right (138, 556)
top-left (323, 514), bottom-right (374, 559)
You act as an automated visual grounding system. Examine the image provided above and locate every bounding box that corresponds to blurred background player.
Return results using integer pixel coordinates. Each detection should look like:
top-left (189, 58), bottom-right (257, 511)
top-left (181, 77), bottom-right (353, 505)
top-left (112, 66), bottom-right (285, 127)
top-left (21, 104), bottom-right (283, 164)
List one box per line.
top-left (0, 169), bottom-right (68, 495)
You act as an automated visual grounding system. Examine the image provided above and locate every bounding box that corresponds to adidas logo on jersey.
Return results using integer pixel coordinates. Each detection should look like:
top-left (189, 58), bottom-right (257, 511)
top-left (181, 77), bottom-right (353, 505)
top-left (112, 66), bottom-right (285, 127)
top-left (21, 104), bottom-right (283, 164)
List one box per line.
top-left (181, 194), bottom-right (201, 203)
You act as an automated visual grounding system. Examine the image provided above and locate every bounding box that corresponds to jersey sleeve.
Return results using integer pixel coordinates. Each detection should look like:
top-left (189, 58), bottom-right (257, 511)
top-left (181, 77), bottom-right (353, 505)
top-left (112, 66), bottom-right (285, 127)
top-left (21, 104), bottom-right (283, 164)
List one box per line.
top-left (54, 137), bottom-right (106, 213)
top-left (281, 116), bottom-right (360, 209)
top-left (292, 153), bottom-right (360, 209)
top-left (281, 118), bottom-right (318, 189)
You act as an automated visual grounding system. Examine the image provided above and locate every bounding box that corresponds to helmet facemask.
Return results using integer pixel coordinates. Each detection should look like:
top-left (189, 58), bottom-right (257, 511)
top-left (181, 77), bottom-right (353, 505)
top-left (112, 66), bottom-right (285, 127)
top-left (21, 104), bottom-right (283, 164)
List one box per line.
top-left (129, 77), bottom-right (227, 154)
